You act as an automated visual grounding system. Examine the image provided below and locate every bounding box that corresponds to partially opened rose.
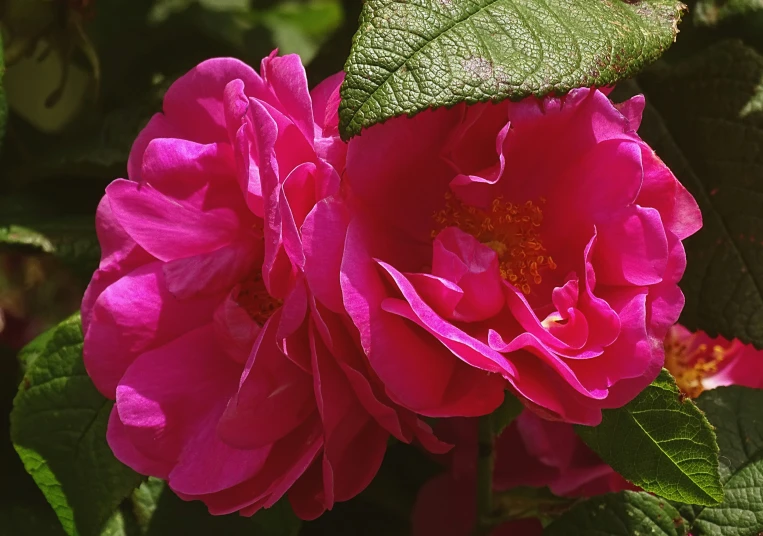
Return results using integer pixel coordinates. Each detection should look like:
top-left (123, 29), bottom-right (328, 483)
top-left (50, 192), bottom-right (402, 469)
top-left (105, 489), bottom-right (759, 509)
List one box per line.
top-left (665, 324), bottom-right (763, 397)
top-left (325, 88), bottom-right (702, 424)
top-left (82, 53), bottom-right (444, 520)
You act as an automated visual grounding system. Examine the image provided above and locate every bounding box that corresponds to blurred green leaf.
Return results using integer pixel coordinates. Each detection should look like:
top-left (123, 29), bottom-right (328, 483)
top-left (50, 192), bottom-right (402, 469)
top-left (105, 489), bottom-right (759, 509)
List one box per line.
top-left (262, 0), bottom-right (341, 63)
top-left (307, 0), bottom-right (360, 85)
top-left (636, 41), bottom-right (763, 349)
top-left (694, 0), bottom-right (763, 26)
top-left (0, 32), bottom-right (7, 150)
top-left (0, 503), bottom-right (67, 536)
top-left (0, 205), bottom-right (99, 282)
top-left (10, 313), bottom-right (142, 536)
top-left (576, 370), bottom-right (722, 506)
top-left (123, 478), bottom-right (301, 536)
top-left (493, 487), bottom-right (574, 525)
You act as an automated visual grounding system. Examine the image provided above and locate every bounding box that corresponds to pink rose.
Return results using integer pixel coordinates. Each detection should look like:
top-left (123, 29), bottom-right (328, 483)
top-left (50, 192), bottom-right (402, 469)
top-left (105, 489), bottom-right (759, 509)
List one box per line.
top-left (322, 88), bottom-right (701, 424)
top-left (665, 324), bottom-right (763, 398)
top-left (82, 53), bottom-right (445, 520)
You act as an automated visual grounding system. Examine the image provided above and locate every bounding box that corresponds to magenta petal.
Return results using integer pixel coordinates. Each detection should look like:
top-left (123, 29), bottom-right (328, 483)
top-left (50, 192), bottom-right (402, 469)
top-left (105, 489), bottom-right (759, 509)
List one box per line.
top-left (593, 206), bottom-right (668, 287)
top-left (310, 72), bottom-right (343, 134)
top-left (107, 407), bottom-right (173, 478)
top-left (637, 145), bottom-right (702, 240)
top-left (431, 227), bottom-right (505, 321)
top-left (140, 139), bottom-right (237, 202)
top-left (614, 94), bottom-right (645, 132)
top-left (302, 197), bottom-right (349, 313)
top-left (163, 239), bottom-right (261, 299)
top-left (84, 262), bottom-right (220, 398)
top-left (277, 275), bottom-right (309, 341)
top-left (162, 57), bottom-right (264, 144)
top-left (187, 418), bottom-right (323, 516)
top-left (82, 197), bottom-right (154, 334)
top-left (169, 412), bottom-right (271, 496)
top-left (213, 291), bottom-right (261, 364)
top-left (405, 273), bottom-right (464, 320)
top-left (310, 321), bottom-right (387, 503)
top-left (107, 179), bottom-right (240, 262)
top-left (260, 53), bottom-right (314, 145)
top-left (346, 108), bottom-right (460, 242)
top-left (288, 459), bottom-right (327, 520)
top-left (218, 313), bottom-right (315, 449)
top-left (127, 113), bottom-right (182, 183)
top-left (115, 325), bottom-right (262, 495)
top-left (704, 343), bottom-right (763, 389)
top-left (377, 261), bottom-right (511, 375)
top-left (310, 306), bottom-right (409, 441)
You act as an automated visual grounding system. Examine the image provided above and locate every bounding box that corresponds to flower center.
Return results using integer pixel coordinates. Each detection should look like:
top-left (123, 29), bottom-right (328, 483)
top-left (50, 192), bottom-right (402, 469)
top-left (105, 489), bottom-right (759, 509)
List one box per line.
top-left (432, 191), bottom-right (557, 295)
top-left (664, 333), bottom-right (731, 399)
top-left (234, 271), bottom-right (283, 325)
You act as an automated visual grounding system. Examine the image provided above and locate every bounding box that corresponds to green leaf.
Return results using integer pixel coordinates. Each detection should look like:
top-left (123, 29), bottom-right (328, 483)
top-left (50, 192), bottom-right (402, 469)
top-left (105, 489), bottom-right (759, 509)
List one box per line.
top-left (636, 40), bottom-right (763, 349)
top-left (129, 478), bottom-right (301, 536)
top-left (679, 386), bottom-right (763, 535)
top-left (308, 0), bottom-right (362, 85)
top-left (493, 486), bottom-right (574, 524)
top-left (576, 369), bottom-right (723, 505)
top-left (694, 0), bottom-right (763, 26)
top-left (0, 195), bottom-right (100, 281)
top-left (544, 490), bottom-right (688, 536)
top-left (10, 313), bottom-right (143, 536)
top-left (489, 390), bottom-right (523, 437)
top-left (338, 0), bottom-right (684, 139)
top-left (0, 503), bottom-right (67, 536)
top-left (262, 0), bottom-right (343, 64)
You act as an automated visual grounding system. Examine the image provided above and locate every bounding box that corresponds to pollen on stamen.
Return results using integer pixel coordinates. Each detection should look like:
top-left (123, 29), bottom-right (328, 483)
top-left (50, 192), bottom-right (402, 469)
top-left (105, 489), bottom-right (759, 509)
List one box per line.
top-left (432, 190), bottom-right (557, 295)
top-left (664, 335), bottom-right (732, 398)
top-left (235, 271), bottom-right (283, 325)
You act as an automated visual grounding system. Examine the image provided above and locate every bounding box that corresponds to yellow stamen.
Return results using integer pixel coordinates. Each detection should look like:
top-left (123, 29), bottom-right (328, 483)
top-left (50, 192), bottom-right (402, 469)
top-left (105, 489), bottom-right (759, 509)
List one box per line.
top-left (432, 191), bottom-right (556, 295)
top-left (664, 334), bottom-right (731, 398)
top-left (235, 271), bottom-right (282, 325)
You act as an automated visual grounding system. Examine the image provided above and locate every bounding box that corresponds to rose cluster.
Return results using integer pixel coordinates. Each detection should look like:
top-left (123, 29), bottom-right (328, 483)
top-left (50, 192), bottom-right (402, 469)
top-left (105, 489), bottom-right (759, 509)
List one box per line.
top-left (82, 53), bottom-right (703, 519)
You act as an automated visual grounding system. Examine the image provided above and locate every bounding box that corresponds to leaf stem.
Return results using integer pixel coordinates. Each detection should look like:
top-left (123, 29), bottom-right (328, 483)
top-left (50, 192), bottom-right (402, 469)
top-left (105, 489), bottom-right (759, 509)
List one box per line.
top-left (475, 415), bottom-right (495, 536)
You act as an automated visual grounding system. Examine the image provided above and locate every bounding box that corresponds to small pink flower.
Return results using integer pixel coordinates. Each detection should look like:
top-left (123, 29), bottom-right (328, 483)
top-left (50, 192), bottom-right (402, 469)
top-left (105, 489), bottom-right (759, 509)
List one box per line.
top-left (324, 88), bottom-right (702, 424)
top-left (664, 324), bottom-right (763, 397)
top-left (82, 53), bottom-right (445, 520)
